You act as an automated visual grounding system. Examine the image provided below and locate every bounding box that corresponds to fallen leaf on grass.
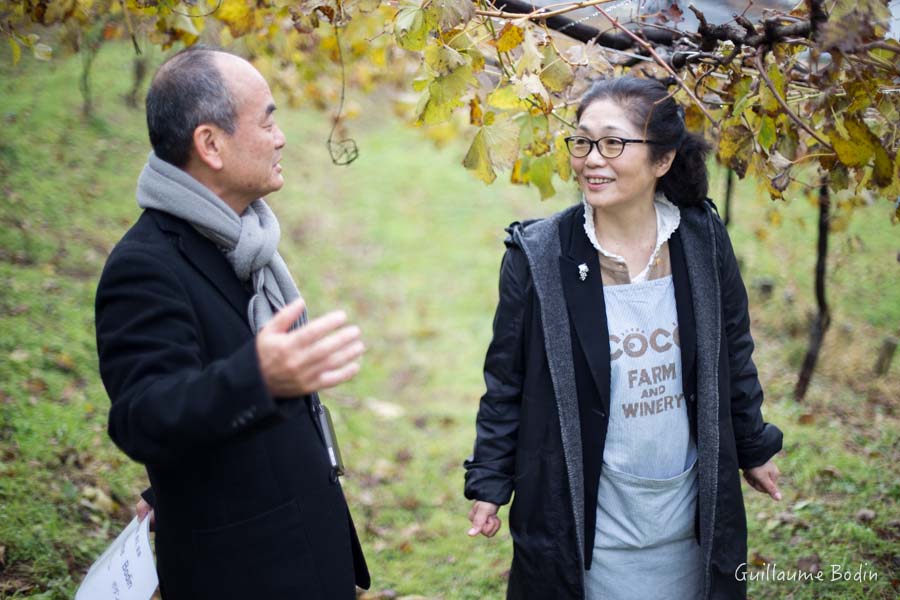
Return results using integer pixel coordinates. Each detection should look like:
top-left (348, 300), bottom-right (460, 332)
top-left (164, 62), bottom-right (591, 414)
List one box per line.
top-left (874, 520), bottom-right (900, 541)
top-left (777, 511), bottom-right (797, 525)
top-left (856, 508), bottom-right (876, 522)
top-left (750, 551), bottom-right (771, 567)
top-left (792, 499), bottom-right (813, 511)
top-left (9, 349), bottom-right (29, 363)
top-left (372, 458), bottom-right (398, 482)
top-left (399, 495), bottom-right (421, 511)
top-left (81, 485), bottom-right (116, 515)
top-left (24, 377), bottom-right (47, 395)
top-left (365, 398), bottom-right (405, 420)
top-left (798, 413), bottom-right (815, 424)
top-left (51, 352), bottom-right (76, 372)
top-left (797, 554), bottom-right (821, 573)
top-left (819, 466), bottom-right (842, 479)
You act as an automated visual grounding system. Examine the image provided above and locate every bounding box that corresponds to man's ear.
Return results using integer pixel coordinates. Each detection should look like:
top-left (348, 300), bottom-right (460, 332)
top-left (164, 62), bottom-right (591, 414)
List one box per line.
top-left (192, 124), bottom-right (225, 171)
top-left (655, 149), bottom-right (676, 178)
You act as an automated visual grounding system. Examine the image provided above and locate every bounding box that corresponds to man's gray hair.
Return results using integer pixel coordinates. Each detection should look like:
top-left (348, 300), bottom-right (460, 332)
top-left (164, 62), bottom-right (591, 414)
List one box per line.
top-left (146, 46), bottom-right (238, 167)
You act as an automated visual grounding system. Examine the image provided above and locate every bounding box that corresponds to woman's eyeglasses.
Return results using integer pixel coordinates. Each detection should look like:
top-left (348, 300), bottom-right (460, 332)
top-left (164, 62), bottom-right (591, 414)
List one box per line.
top-left (564, 135), bottom-right (659, 159)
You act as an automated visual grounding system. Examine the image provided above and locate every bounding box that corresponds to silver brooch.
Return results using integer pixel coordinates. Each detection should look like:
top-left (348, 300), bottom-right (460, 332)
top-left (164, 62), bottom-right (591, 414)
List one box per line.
top-left (578, 263), bottom-right (589, 281)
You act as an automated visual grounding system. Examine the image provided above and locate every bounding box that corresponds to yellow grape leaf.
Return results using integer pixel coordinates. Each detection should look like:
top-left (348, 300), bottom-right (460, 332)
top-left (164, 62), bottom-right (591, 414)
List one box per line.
top-left (482, 112), bottom-right (520, 169)
top-left (883, 152), bottom-right (900, 197)
top-left (416, 63), bottom-right (472, 124)
top-left (9, 38), bottom-right (21, 66)
top-left (511, 158), bottom-right (530, 184)
top-left (394, 5), bottom-right (433, 51)
top-left (217, 0), bottom-right (254, 37)
top-left (42, 0), bottom-right (77, 25)
top-left (463, 113), bottom-right (520, 183)
top-left (540, 45), bottom-right (573, 93)
top-left (491, 22), bottom-right (524, 53)
top-left (487, 85), bottom-right (529, 110)
top-left (844, 80), bottom-right (875, 113)
top-left (760, 63), bottom-right (785, 115)
top-left (424, 43), bottom-right (465, 76)
top-left (529, 154), bottom-right (556, 200)
top-left (872, 146), bottom-right (893, 188)
top-left (768, 170), bottom-right (791, 198)
top-left (463, 130), bottom-right (496, 183)
top-left (717, 125), bottom-right (754, 178)
top-left (684, 103), bottom-right (705, 132)
top-left (355, 0), bottom-right (382, 13)
top-left (469, 95), bottom-right (483, 126)
top-left (448, 32), bottom-right (485, 73)
top-left (729, 76), bottom-right (754, 118)
top-left (758, 115), bottom-right (776, 151)
top-left (32, 43), bottom-right (52, 61)
top-left (554, 134), bottom-right (571, 182)
top-left (469, 48), bottom-right (485, 73)
top-left (828, 116), bottom-right (878, 168)
top-left (514, 73), bottom-right (549, 104)
top-left (515, 28), bottom-right (543, 76)
top-left (431, 0), bottom-right (474, 30)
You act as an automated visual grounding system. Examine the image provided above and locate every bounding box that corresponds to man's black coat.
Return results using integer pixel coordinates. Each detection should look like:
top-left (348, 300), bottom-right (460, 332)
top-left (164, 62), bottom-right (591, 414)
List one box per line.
top-left (95, 209), bottom-right (369, 599)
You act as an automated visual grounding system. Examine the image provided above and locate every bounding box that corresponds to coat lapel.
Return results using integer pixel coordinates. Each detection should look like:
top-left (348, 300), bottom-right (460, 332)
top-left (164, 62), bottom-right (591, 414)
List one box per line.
top-left (676, 204), bottom-right (721, 598)
top-left (559, 213), bottom-right (611, 415)
top-left (669, 230), bottom-right (697, 388)
top-left (148, 210), bottom-right (251, 325)
top-left (515, 209), bottom-right (586, 574)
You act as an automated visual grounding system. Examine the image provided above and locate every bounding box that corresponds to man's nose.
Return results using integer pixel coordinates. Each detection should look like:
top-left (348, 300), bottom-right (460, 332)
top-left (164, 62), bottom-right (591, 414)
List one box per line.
top-left (274, 125), bottom-right (286, 148)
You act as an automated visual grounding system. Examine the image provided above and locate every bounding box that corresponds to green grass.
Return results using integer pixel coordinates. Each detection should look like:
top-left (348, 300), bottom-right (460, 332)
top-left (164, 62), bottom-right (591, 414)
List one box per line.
top-left (0, 42), bottom-right (898, 599)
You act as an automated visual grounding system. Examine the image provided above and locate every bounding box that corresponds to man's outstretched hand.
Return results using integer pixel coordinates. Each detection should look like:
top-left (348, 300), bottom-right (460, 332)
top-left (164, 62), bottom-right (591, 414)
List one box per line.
top-left (256, 299), bottom-right (365, 397)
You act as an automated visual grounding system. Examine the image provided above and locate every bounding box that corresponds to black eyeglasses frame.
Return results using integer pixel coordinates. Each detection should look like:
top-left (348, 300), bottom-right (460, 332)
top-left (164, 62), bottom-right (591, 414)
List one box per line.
top-left (563, 135), bottom-right (661, 159)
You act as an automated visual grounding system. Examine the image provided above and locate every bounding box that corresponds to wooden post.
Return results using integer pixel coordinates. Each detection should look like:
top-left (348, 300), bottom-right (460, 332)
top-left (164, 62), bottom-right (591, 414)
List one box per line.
top-left (724, 168), bottom-right (734, 227)
top-left (794, 177), bottom-right (831, 401)
top-left (874, 337), bottom-right (898, 376)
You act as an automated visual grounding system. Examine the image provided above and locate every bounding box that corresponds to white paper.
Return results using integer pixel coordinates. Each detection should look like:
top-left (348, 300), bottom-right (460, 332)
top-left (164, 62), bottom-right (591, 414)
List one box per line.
top-left (76, 516), bottom-right (158, 600)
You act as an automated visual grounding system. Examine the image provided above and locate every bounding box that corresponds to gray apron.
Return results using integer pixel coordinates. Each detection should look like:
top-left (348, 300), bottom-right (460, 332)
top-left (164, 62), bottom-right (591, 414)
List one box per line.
top-left (584, 275), bottom-right (702, 599)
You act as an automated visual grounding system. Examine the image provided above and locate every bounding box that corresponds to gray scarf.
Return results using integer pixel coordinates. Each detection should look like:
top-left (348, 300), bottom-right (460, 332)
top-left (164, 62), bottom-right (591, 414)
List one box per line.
top-left (135, 152), bottom-right (304, 332)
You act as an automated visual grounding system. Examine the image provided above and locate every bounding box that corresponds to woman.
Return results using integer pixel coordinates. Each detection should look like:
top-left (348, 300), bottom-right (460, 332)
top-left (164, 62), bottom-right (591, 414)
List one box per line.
top-left (463, 77), bottom-right (783, 600)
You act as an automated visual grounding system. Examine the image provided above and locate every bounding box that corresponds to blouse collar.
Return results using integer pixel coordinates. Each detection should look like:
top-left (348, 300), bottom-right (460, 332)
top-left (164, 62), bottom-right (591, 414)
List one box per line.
top-left (581, 192), bottom-right (681, 283)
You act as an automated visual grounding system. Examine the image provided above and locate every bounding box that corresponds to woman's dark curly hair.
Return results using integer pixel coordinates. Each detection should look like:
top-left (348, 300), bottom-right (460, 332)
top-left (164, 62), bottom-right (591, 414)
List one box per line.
top-left (575, 77), bottom-right (711, 207)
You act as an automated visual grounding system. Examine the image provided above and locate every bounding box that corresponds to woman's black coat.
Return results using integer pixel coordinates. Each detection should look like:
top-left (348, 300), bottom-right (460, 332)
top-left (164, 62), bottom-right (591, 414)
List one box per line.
top-left (464, 202), bottom-right (783, 599)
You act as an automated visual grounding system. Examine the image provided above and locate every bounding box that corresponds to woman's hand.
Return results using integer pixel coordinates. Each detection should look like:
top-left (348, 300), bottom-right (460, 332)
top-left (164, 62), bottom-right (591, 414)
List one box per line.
top-left (467, 501), bottom-right (502, 537)
top-left (743, 460), bottom-right (782, 501)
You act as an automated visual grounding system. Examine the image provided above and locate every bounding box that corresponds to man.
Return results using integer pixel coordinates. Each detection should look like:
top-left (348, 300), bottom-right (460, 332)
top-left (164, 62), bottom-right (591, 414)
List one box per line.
top-left (95, 46), bottom-right (370, 598)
